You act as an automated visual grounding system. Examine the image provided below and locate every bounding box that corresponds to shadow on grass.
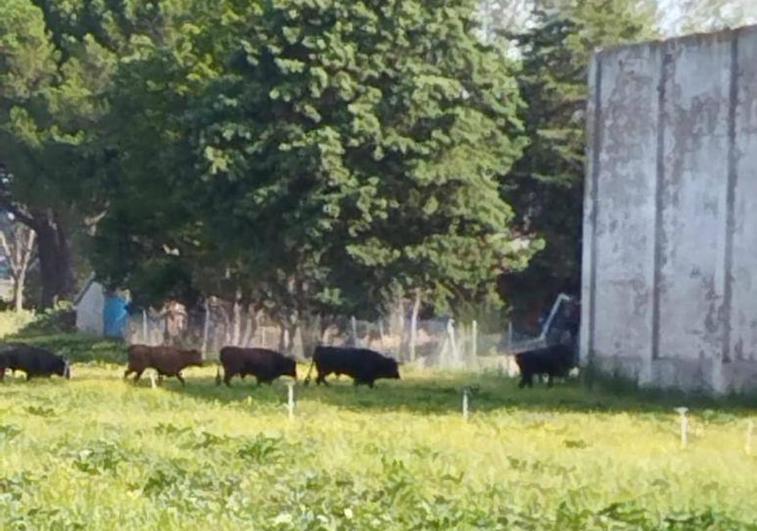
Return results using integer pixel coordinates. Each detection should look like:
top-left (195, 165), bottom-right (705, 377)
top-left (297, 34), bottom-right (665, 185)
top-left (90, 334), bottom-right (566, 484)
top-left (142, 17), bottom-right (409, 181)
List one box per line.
top-left (163, 369), bottom-right (757, 418)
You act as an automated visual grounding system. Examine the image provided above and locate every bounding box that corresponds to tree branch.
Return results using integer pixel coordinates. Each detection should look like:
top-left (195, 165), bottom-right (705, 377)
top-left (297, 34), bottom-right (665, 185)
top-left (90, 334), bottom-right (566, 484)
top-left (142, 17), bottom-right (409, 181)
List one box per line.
top-left (0, 231), bottom-right (13, 273)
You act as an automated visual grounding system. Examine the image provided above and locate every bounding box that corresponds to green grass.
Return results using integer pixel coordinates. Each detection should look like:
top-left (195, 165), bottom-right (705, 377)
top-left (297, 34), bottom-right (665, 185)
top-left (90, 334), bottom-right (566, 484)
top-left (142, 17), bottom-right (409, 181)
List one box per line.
top-left (1, 316), bottom-right (757, 529)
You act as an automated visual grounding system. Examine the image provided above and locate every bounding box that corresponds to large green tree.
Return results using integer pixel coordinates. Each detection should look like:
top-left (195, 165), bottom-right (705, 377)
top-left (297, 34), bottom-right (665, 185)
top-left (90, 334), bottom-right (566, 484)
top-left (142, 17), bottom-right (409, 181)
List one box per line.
top-left (93, 0), bottom-right (539, 342)
top-left (0, 0), bottom-right (97, 306)
top-left (0, 0), bottom-right (200, 306)
top-left (501, 0), bottom-right (656, 322)
top-left (193, 0), bottom-right (539, 323)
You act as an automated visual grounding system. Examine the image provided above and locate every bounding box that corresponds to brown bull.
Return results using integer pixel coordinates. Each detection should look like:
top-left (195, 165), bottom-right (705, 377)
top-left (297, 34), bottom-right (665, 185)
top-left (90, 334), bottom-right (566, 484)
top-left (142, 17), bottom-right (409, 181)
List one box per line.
top-left (124, 344), bottom-right (202, 386)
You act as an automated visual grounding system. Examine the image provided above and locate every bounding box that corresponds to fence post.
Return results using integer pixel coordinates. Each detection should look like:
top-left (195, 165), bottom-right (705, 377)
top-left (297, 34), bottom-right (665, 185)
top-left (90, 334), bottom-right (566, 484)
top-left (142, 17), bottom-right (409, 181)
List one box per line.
top-left (409, 290), bottom-right (421, 362)
top-left (287, 382), bottom-right (295, 420)
top-left (462, 388), bottom-right (470, 421)
top-left (232, 294), bottom-right (241, 346)
top-left (472, 320), bottom-right (478, 360)
top-left (201, 300), bottom-right (210, 357)
top-left (351, 316), bottom-right (359, 347)
top-left (447, 318), bottom-right (459, 367)
top-left (746, 420), bottom-right (754, 455)
top-left (675, 407), bottom-right (689, 448)
top-left (438, 335), bottom-right (449, 369)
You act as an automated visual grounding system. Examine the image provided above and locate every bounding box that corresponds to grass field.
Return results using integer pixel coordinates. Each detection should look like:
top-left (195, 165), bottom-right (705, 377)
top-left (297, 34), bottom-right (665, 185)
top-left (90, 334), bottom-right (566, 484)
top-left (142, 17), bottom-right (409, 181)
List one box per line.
top-left (2, 324), bottom-right (757, 529)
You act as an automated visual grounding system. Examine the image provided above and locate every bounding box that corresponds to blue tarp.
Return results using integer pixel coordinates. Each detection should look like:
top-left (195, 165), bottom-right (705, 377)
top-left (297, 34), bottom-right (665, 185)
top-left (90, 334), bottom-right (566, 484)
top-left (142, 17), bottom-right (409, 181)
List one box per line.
top-left (103, 295), bottom-right (129, 338)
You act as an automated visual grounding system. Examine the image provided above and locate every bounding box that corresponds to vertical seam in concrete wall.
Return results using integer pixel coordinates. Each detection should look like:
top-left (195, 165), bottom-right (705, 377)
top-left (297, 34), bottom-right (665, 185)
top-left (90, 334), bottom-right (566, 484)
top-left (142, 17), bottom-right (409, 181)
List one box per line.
top-left (723, 31), bottom-right (740, 363)
top-left (587, 55), bottom-right (603, 362)
top-left (652, 45), bottom-right (671, 361)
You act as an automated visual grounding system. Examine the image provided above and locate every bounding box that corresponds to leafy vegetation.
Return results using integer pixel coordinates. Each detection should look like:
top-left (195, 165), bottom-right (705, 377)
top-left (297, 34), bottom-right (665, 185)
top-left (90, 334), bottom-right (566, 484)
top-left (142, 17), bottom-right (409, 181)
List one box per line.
top-left (501, 0), bottom-right (657, 316)
top-left (88, 0), bottom-right (540, 329)
top-left (1, 314), bottom-right (757, 529)
top-left (2, 363), bottom-right (756, 529)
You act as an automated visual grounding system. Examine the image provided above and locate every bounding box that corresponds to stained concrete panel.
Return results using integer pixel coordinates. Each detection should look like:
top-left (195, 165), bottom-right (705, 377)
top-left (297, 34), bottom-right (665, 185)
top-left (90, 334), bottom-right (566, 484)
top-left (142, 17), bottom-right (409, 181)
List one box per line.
top-left (656, 34), bottom-right (732, 364)
top-left (730, 27), bottom-right (757, 363)
top-left (590, 44), bottom-right (660, 364)
top-left (580, 56), bottom-right (599, 365)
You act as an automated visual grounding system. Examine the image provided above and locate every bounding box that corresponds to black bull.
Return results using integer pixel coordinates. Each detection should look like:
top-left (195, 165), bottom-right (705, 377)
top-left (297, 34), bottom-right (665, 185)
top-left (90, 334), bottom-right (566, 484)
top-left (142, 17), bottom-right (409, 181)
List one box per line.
top-left (0, 343), bottom-right (71, 381)
top-left (216, 346), bottom-right (297, 386)
top-left (515, 343), bottom-right (576, 388)
top-left (303, 346), bottom-right (400, 388)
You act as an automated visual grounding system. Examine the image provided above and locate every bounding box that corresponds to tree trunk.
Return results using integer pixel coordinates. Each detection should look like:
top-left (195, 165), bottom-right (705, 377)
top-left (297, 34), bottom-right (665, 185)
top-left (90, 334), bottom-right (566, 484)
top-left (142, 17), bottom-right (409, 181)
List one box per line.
top-left (35, 211), bottom-right (75, 308)
top-left (13, 269), bottom-right (25, 313)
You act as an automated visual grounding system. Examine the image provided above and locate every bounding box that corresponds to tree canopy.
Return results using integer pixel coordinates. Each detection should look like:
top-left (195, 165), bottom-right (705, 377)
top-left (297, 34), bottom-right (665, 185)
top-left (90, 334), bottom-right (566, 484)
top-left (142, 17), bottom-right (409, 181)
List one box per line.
top-left (88, 0), bottom-right (540, 329)
top-left (0, 0), bottom-right (671, 327)
top-left (500, 0), bottom-right (657, 318)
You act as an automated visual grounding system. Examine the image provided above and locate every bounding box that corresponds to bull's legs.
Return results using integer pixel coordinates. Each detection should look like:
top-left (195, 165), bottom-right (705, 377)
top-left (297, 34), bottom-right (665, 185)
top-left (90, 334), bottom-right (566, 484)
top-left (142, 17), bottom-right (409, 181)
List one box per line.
top-left (224, 372), bottom-right (234, 387)
top-left (547, 374), bottom-right (554, 388)
top-left (176, 373), bottom-right (186, 387)
top-left (124, 368), bottom-right (133, 379)
top-left (315, 371), bottom-right (330, 386)
top-left (133, 370), bottom-right (144, 383)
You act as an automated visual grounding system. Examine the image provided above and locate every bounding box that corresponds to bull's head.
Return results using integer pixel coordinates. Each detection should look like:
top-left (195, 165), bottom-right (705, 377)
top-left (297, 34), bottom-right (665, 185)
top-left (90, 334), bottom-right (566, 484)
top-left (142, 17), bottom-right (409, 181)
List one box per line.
top-left (387, 360), bottom-right (401, 380)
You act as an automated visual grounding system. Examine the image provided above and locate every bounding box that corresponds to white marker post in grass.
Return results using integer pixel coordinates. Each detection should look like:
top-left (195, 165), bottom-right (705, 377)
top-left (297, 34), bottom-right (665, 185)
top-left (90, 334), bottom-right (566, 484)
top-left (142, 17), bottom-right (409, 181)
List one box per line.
top-left (675, 407), bottom-right (689, 448)
top-left (746, 421), bottom-right (754, 455)
top-left (286, 381), bottom-right (295, 420)
top-left (462, 387), bottom-right (470, 421)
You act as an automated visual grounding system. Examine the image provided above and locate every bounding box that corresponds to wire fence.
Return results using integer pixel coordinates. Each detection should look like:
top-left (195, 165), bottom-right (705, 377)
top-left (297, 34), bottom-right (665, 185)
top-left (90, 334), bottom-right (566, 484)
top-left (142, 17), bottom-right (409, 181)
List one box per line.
top-left (124, 294), bottom-right (579, 374)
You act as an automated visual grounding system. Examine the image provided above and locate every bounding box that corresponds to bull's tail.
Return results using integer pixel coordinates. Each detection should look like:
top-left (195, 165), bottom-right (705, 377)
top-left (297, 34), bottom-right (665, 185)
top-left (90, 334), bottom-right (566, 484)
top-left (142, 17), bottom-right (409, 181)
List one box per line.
top-left (215, 366), bottom-right (223, 386)
top-left (302, 354), bottom-right (317, 387)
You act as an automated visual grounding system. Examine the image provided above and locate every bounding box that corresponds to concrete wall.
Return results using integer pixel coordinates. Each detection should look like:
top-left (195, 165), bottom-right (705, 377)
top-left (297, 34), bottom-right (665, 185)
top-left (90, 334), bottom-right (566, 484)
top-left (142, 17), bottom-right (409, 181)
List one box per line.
top-left (581, 25), bottom-right (757, 394)
top-left (75, 281), bottom-right (105, 336)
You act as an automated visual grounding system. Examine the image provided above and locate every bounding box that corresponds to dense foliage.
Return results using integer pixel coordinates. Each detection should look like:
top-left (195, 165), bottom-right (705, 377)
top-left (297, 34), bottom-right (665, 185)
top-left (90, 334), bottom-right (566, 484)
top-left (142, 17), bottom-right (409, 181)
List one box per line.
top-left (89, 0), bottom-right (540, 326)
top-left (501, 0), bottom-right (657, 317)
